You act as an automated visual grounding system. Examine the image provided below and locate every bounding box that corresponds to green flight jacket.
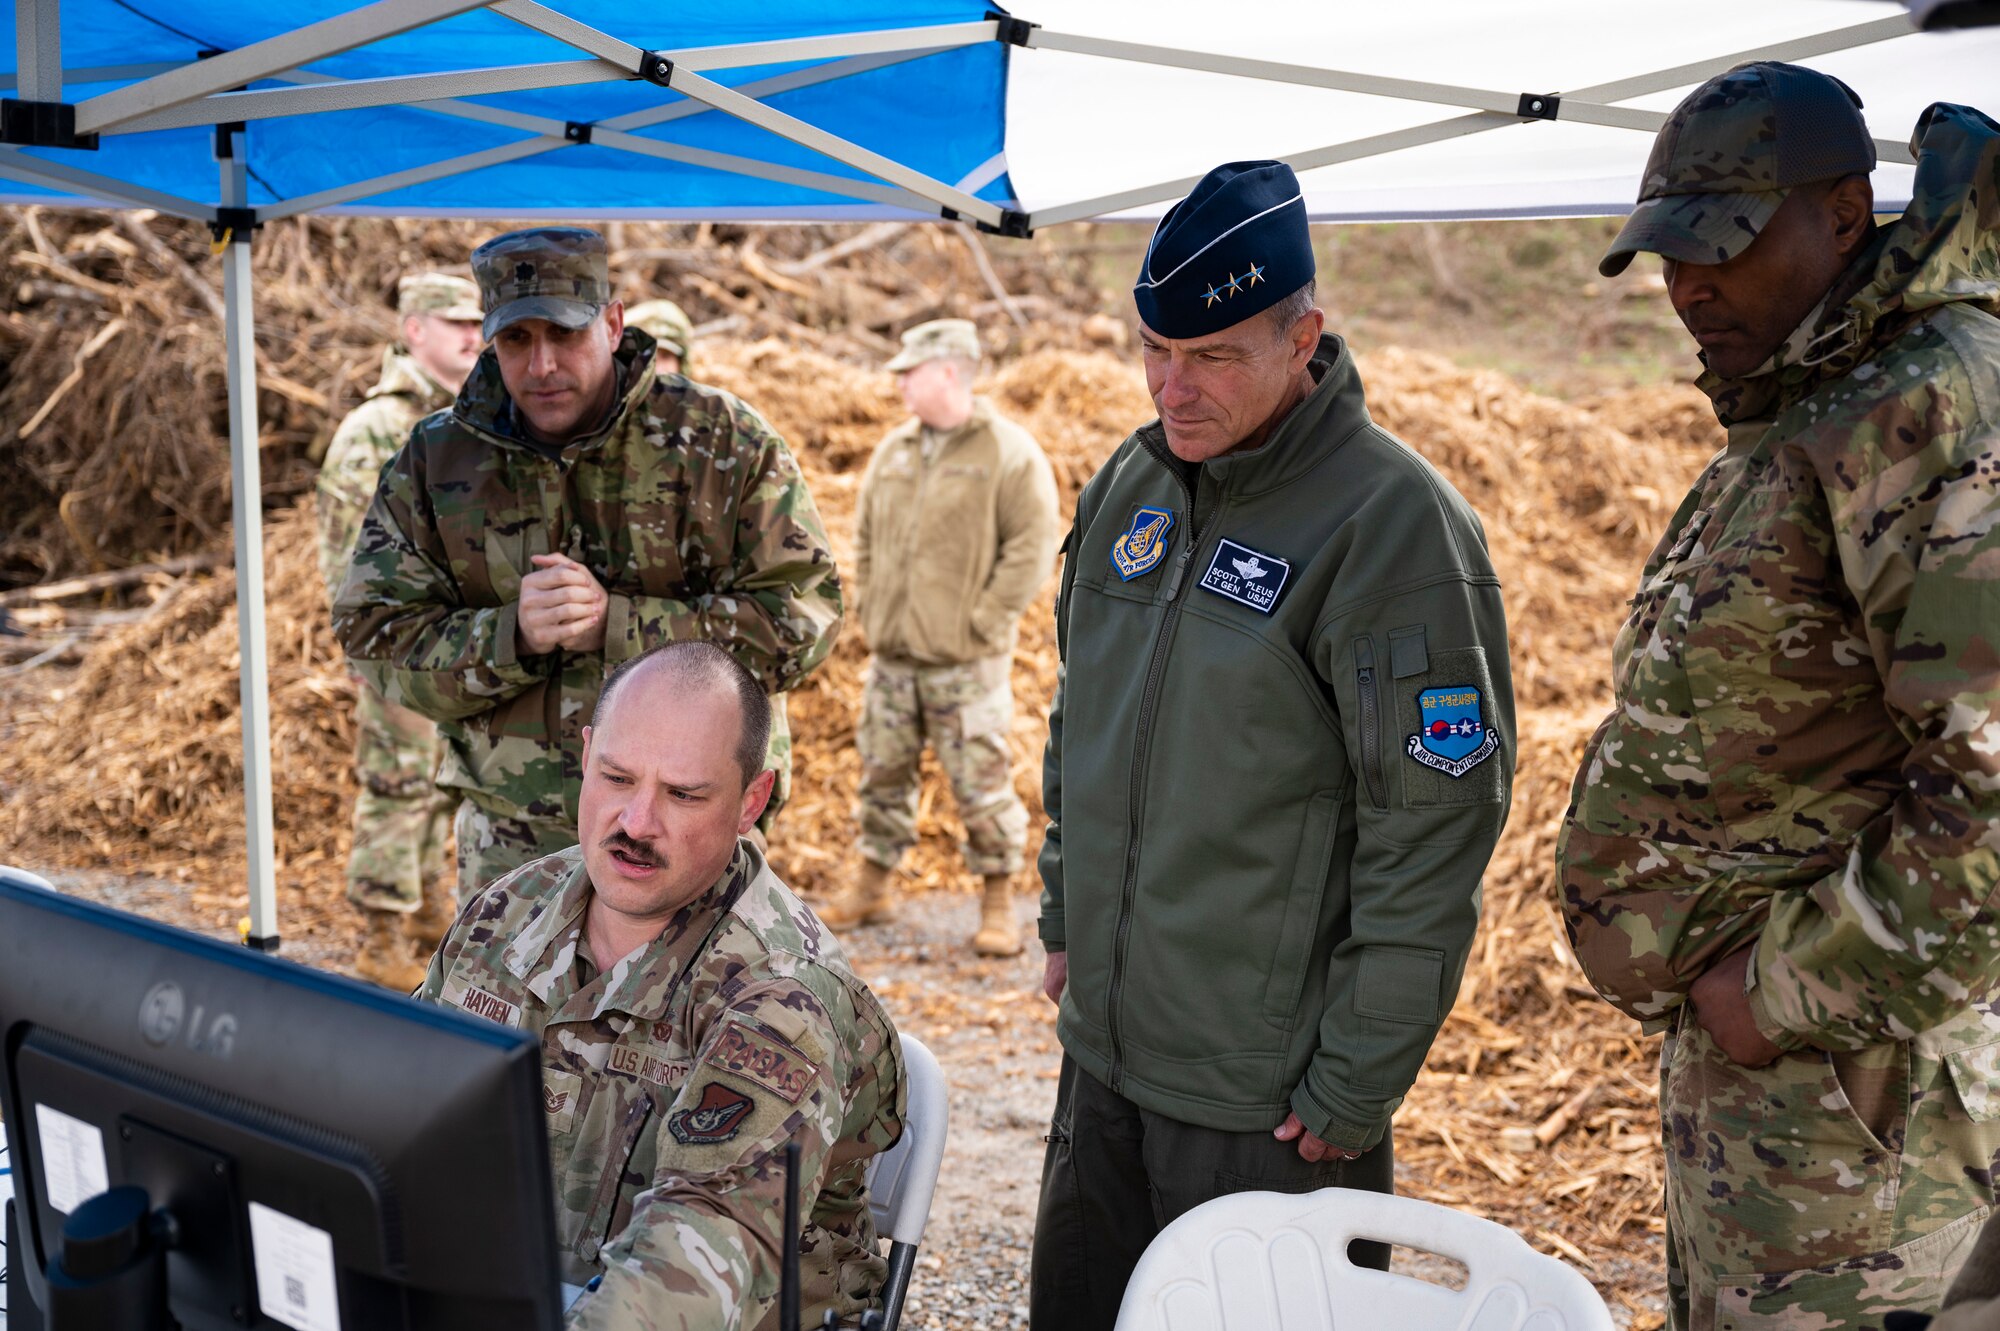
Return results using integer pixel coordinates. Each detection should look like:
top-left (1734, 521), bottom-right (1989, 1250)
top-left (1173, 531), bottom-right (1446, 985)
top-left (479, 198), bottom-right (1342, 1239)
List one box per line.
top-left (1038, 333), bottom-right (1515, 1152)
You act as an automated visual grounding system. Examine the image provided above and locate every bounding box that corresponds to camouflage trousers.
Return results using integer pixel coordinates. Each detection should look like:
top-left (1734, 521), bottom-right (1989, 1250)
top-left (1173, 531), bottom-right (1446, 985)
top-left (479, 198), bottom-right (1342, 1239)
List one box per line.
top-left (344, 678), bottom-right (455, 913)
top-left (1662, 1005), bottom-right (2000, 1330)
top-left (855, 653), bottom-right (1025, 877)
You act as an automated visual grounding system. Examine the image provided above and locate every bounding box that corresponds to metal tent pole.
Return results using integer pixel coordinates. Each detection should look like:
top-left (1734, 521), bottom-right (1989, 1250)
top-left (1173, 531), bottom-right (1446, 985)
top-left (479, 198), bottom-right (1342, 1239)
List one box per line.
top-left (219, 127), bottom-right (279, 953)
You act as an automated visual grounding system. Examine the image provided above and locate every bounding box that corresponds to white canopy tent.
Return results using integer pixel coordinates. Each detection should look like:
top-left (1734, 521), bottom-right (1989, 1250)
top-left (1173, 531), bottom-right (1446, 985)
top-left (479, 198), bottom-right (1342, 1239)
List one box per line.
top-left (3, 0), bottom-right (1996, 948)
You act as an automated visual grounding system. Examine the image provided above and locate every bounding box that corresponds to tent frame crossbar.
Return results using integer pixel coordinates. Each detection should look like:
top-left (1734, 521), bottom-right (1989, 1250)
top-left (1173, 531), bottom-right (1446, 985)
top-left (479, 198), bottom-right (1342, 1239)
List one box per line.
top-left (255, 45), bottom-right (955, 221)
top-left (1024, 10), bottom-right (1918, 228)
top-left (84, 21), bottom-right (1001, 136)
top-left (0, 62), bottom-right (185, 94)
top-left (0, 145), bottom-right (215, 218)
top-left (73, 0), bottom-right (496, 136)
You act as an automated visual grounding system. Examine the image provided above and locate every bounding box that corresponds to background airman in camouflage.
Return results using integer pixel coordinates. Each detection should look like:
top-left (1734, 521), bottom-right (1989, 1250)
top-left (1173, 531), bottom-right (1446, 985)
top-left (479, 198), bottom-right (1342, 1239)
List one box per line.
top-left (625, 298), bottom-right (694, 377)
top-left (420, 643), bottom-right (904, 1330)
top-left (1558, 65), bottom-right (2000, 1330)
top-left (316, 271), bottom-right (483, 990)
top-left (819, 319), bottom-right (1060, 956)
top-left (333, 227), bottom-right (842, 898)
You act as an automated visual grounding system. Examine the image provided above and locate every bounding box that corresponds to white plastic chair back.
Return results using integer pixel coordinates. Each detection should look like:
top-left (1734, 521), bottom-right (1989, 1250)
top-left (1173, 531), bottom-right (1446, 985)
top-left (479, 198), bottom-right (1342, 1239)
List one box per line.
top-left (866, 1032), bottom-right (948, 1246)
top-left (1114, 1188), bottom-right (1614, 1331)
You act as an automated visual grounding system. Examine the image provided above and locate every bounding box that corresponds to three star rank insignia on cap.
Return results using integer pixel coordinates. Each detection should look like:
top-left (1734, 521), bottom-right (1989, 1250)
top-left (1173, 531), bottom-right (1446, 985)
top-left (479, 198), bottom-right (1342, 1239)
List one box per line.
top-left (1201, 262), bottom-right (1266, 308)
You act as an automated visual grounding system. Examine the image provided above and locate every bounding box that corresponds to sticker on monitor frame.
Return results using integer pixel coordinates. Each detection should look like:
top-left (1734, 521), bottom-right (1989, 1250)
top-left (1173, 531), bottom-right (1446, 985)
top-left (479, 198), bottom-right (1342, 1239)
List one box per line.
top-left (1198, 539), bottom-right (1291, 613)
top-left (34, 1103), bottom-right (108, 1215)
top-left (249, 1201), bottom-right (343, 1331)
top-left (1407, 686), bottom-right (1498, 778)
top-left (1110, 505), bottom-right (1176, 581)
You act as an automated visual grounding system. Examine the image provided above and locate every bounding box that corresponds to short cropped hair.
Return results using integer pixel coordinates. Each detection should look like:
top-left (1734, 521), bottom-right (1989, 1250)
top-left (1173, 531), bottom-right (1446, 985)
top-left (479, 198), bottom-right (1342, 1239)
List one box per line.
top-left (592, 641), bottom-right (771, 785)
top-left (1265, 278), bottom-right (1317, 337)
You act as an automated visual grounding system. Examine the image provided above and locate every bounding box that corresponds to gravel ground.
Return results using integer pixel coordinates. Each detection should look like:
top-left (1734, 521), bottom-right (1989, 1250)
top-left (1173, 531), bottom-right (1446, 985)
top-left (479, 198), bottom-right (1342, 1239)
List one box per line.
top-left (4, 871), bottom-right (1654, 1328)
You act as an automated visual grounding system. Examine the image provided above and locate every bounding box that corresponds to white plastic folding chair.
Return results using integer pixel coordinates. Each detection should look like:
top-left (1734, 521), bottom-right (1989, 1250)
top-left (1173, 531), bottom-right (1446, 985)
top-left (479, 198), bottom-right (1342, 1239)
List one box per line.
top-left (1114, 1188), bottom-right (1614, 1331)
top-left (864, 1032), bottom-right (949, 1331)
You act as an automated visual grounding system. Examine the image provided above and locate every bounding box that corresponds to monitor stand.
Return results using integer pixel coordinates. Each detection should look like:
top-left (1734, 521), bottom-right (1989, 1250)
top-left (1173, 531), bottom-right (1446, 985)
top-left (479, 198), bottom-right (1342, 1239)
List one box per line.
top-left (36, 1186), bottom-right (173, 1331)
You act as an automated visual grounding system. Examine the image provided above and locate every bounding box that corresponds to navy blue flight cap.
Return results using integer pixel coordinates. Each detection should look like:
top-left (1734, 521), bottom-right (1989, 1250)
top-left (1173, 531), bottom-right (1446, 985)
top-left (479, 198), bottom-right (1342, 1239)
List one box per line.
top-left (1133, 160), bottom-right (1313, 339)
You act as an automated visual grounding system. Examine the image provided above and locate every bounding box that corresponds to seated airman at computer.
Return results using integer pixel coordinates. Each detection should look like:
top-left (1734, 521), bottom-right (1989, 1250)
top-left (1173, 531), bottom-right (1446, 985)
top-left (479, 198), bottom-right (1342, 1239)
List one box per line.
top-left (423, 640), bottom-right (905, 1330)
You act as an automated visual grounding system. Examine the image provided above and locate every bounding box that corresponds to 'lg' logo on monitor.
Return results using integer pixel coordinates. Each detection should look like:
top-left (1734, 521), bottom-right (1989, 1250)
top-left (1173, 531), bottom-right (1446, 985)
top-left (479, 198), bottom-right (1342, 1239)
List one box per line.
top-left (139, 981), bottom-right (238, 1059)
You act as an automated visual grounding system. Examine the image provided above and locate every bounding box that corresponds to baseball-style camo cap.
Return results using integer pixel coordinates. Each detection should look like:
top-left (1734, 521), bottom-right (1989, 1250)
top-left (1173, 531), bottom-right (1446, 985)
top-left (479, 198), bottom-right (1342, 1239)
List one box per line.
top-left (627, 299), bottom-right (694, 358)
top-left (396, 272), bottom-right (482, 321)
top-left (885, 318), bottom-right (981, 372)
top-left (1598, 61), bottom-right (1876, 278)
top-left (470, 226), bottom-right (612, 341)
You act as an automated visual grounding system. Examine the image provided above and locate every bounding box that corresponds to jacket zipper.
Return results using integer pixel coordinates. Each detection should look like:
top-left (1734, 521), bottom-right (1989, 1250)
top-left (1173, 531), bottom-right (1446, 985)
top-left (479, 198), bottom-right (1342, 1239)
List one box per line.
top-left (1354, 637), bottom-right (1388, 811)
top-left (1107, 441), bottom-right (1211, 1094)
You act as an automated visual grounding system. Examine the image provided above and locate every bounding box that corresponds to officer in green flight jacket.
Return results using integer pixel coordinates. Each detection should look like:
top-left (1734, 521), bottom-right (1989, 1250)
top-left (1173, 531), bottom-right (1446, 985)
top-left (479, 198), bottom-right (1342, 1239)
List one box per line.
top-left (1030, 160), bottom-right (1516, 1328)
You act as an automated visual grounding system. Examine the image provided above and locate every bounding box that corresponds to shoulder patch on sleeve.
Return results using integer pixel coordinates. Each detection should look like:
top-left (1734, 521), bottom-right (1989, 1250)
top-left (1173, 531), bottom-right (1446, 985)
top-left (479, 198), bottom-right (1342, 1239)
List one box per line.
top-left (668, 1082), bottom-right (757, 1145)
top-left (709, 1018), bottom-right (817, 1104)
top-left (1393, 646), bottom-right (1507, 808)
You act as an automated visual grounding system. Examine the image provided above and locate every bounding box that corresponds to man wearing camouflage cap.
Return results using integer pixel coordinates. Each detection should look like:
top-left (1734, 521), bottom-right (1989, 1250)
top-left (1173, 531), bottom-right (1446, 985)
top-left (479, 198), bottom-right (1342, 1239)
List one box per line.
top-left (820, 318), bottom-right (1059, 956)
top-left (626, 298), bottom-right (693, 377)
top-left (316, 271), bottom-right (483, 990)
top-left (335, 228), bottom-right (842, 902)
top-left (1558, 63), bottom-right (2000, 1329)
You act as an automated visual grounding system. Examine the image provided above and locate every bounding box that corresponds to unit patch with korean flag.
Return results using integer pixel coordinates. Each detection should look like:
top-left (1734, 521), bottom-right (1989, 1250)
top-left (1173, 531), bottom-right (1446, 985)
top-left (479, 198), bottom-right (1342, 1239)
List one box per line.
top-left (1408, 686), bottom-right (1497, 778)
top-left (1198, 538), bottom-right (1290, 614)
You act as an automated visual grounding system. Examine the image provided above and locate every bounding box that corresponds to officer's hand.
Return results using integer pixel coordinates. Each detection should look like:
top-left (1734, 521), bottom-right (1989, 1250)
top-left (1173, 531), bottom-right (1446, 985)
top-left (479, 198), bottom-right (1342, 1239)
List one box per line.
top-left (1042, 950), bottom-right (1068, 1005)
top-left (1690, 947), bottom-right (1784, 1068)
top-left (516, 554), bottom-right (608, 655)
top-left (1274, 1113), bottom-right (1365, 1164)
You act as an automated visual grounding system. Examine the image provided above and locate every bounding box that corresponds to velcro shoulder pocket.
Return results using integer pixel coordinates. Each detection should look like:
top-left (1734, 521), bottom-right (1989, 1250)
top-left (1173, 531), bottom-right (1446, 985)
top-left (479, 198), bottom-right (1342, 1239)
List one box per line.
top-left (1355, 945), bottom-right (1444, 1025)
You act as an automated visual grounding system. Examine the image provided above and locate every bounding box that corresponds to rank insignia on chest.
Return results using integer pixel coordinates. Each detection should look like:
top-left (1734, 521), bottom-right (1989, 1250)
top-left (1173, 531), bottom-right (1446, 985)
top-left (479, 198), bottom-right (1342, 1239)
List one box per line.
top-left (542, 1069), bottom-right (583, 1135)
top-left (669, 1081), bottom-right (756, 1145)
top-left (1111, 505), bottom-right (1176, 581)
top-left (1198, 538), bottom-right (1290, 613)
top-left (1408, 686), bottom-right (1499, 778)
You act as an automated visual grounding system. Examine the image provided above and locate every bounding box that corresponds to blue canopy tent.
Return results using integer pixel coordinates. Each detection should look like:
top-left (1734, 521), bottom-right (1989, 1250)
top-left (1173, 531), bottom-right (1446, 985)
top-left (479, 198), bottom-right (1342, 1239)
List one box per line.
top-left (4, 0), bottom-right (1998, 950)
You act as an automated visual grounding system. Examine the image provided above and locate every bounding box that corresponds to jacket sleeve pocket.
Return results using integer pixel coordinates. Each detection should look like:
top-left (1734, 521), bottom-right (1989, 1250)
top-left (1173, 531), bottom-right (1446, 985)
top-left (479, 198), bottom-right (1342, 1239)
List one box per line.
top-left (1354, 945), bottom-right (1444, 1025)
top-left (1945, 1040), bottom-right (2000, 1123)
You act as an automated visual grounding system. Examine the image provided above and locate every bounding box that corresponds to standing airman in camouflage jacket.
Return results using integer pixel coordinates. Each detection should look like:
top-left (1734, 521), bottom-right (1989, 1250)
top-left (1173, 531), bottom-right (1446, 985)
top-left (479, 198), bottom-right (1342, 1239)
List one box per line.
top-left (422, 643), bottom-right (903, 1330)
top-left (1559, 64), bottom-right (2000, 1330)
top-left (316, 271), bottom-right (483, 990)
top-left (334, 228), bottom-right (842, 898)
top-left (820, 319), bottom-right (1061, 958)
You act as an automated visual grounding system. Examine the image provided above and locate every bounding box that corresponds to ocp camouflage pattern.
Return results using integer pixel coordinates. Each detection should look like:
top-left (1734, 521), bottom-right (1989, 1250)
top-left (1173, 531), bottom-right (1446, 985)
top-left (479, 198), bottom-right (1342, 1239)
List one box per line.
top-left (316, 347), bottom-right (458, 910)
top-left (331, 329), bottom-right (841, 882)
top-left (420, 840), bottom-right (905, 1331)
top-left (315, 346), bottom-right (454, 609)
top-left (1559, 103), bottom-right (2000, 1329)
top-left (856, 653), bottom-right (1026, 876)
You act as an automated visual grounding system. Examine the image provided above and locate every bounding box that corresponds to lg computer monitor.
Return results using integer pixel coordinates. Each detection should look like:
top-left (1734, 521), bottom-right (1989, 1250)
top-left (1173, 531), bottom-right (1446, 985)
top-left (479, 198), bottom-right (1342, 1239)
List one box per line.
top-left (0, 867), bottom-right (565, 1330)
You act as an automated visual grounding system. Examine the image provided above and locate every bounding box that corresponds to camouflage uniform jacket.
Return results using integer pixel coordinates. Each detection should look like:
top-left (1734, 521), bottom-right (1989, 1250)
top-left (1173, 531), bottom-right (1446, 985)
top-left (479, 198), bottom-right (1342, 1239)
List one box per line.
top-left (314, 347), bottom-right (452, 608)
top-left (332, 329), bottom-right (842, 829)
top-left (855, 396), bottom-right (1061, 665)
top-left (420, 841), bottom-right (906, 1331)
top-left (1559, 104), bottom-right (2000, 1052)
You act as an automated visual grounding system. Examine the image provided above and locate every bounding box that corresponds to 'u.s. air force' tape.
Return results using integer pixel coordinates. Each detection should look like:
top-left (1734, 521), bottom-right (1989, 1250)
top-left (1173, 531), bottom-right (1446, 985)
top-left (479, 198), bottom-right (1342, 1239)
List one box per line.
top-left (1406, 685), bottom-right (1497, 778)
top-left (1198, 538), bottom-right (1289, 613)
